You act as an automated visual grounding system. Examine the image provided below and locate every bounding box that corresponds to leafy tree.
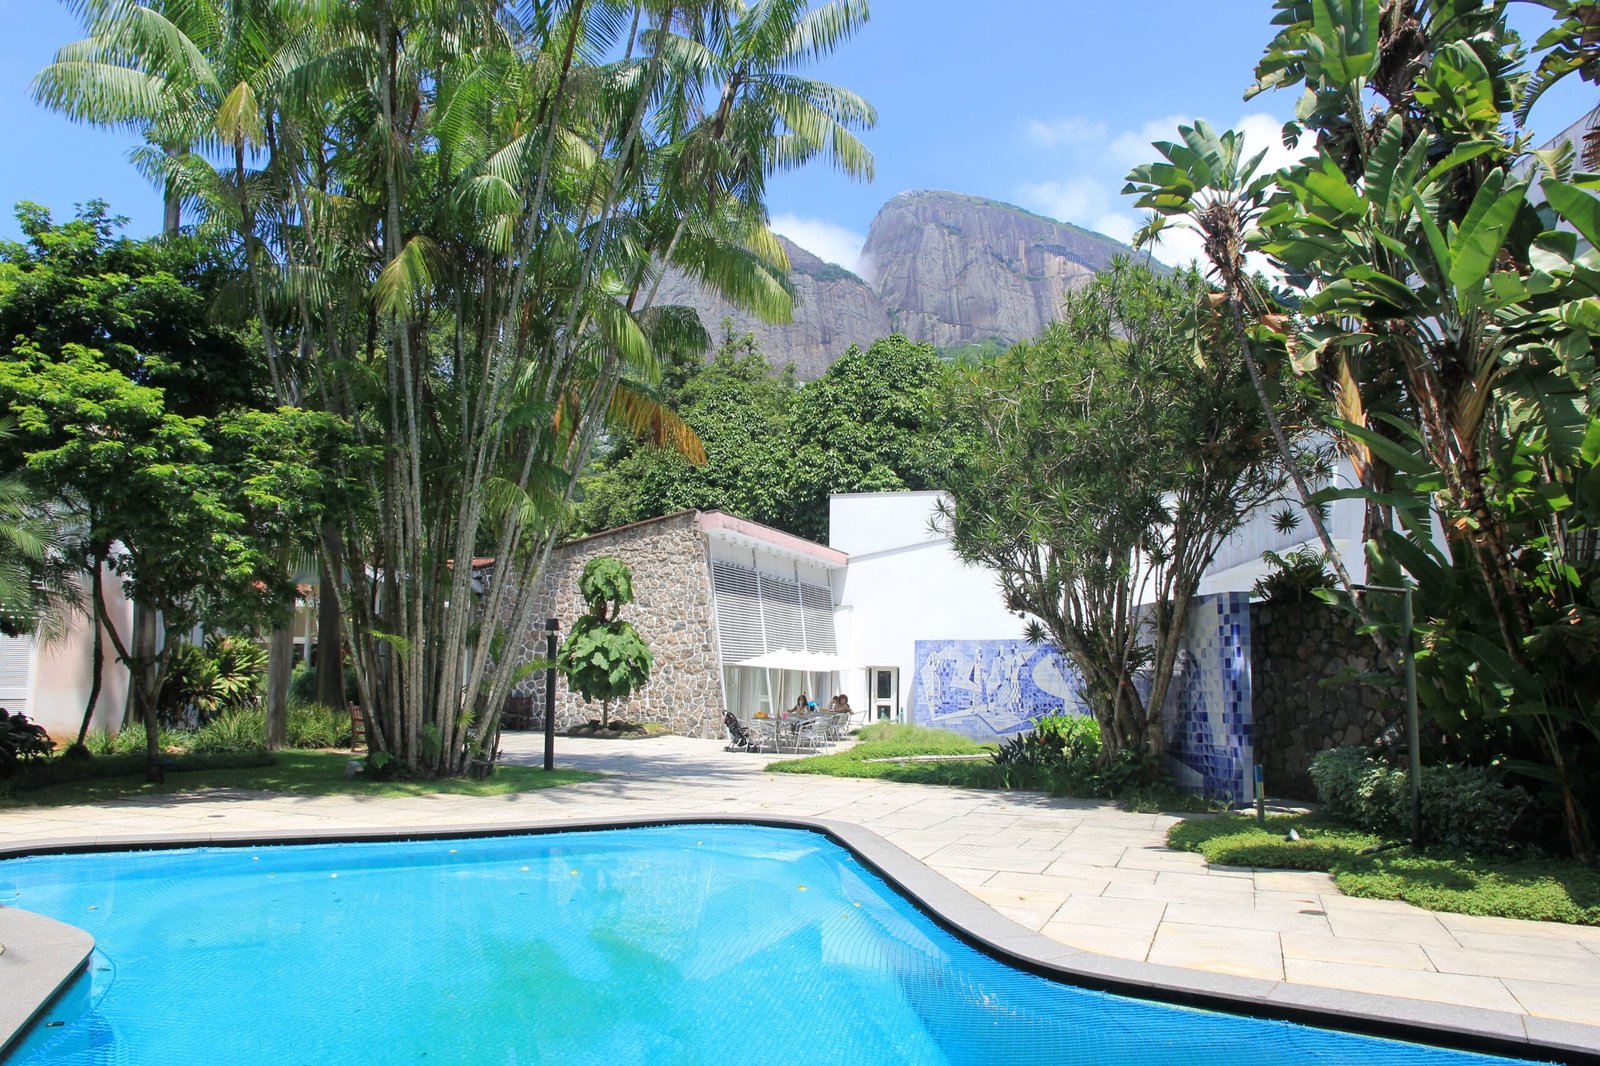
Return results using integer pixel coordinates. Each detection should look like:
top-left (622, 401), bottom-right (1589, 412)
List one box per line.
top-left (783, 334), bottom-right (967, 540)
top-left (556, 556), bottom-right (653, 729)
top-left (36, 0), bottom-right (875, 776)
top-left (575, 327), bottom-right (967, 541)
top-left (941, 263), bottom-right (1298, 760)
top-left (1126, 0), bottom-right (1600, 857)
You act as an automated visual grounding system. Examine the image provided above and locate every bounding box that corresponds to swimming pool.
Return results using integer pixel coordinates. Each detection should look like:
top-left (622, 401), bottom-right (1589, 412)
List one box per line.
top-left (0, 824), bottom-right (1554, 1065)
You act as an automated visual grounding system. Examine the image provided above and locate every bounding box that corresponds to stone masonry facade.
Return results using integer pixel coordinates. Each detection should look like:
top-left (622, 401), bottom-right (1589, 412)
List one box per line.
top-left (501, 512), bottom-right (726, 738)
top-left (1250, 600), bottom-right (1397, 799)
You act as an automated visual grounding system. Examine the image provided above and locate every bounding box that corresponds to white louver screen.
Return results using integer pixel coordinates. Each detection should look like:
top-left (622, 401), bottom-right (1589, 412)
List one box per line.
top-left (713, 561), bottom-right (838, 663)
top-left (711, 562), bottom-right (764, 662)
top-left (800, 583), bottom-right (836, 654)
top-left (0, 634), bottom-right (34, 713)
top-left (759, 575), bottom-right (805, 652)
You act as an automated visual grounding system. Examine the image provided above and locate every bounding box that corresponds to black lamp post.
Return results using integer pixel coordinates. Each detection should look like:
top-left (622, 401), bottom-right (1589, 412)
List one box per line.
top-left (544, 618), bottom-right (559, 772)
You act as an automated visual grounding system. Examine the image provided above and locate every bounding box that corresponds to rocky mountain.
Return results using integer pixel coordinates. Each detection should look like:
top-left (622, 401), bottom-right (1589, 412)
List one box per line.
top-left (652, 236), bottom-right (889, 381)
top-left (656, 189), bottom-right (1142, 378)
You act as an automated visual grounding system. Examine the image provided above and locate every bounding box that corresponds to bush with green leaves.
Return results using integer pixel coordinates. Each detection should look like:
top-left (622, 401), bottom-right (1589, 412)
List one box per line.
top-left (1309, 746), bottom-right (1533, 853)
top-left (190, 708), bottom-right (269, 754)
top-left (0, 708), bottom-right (54, 777)
top-left (1251, 546), bottom-right (1334, 603)
top-left (557, 556), bottom-right (653, 729)
top-left (159, 634), bottom-right (269, 727)
top-left (993, 714), bottom-right (1099, 777)
top-left (286, 703), bottom-right (352, 749)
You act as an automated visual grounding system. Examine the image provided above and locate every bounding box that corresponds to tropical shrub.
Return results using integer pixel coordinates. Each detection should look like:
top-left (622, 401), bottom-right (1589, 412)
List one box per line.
top-left (159, 634), bottom-right (268, 727)
top-left (0, 709), bottom-right (53, 777)
top-left (1251, 547), bottom-right (1334, 603)
top-left (993, 714), bottom-right (1100, 776)
top-left (190, 708), bottom-right (268, 754)
top-left (286, 703), bottom-right (352, 749)
top-left (1309, 746), bottom-right (1533, 854)
top-left (557, 557), bottom-right (653, 729)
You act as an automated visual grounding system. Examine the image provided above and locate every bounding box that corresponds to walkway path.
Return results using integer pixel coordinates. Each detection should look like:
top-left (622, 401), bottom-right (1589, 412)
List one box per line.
top-left (5, 734), bottom-right (1599, 1048)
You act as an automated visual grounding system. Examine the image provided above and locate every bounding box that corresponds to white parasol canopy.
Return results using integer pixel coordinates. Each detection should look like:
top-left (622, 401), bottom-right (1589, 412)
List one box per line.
top-left (732, 648), bottom-right (857, 672)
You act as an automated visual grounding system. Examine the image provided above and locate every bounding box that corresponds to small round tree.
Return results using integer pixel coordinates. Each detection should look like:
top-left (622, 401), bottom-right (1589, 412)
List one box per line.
top-left (556, 556), bottom-right (653, 730)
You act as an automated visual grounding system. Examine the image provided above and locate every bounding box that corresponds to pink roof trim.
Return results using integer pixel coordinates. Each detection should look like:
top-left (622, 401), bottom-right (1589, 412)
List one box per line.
top-left (696, 511), bottom-right (848, 566)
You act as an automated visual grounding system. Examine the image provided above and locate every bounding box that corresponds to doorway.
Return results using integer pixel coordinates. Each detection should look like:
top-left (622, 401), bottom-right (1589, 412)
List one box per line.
top-left (869, 666), bottom-right (899, 723)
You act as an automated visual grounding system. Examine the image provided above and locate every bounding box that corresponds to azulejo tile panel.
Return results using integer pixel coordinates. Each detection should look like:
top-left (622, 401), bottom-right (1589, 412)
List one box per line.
top-left (910, 592), bottom-right (1254, 803)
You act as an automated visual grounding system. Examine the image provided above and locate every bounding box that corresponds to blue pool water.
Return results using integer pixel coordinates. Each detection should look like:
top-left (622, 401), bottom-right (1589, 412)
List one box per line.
top-left (0, 824), bottom-right (1549, 1065)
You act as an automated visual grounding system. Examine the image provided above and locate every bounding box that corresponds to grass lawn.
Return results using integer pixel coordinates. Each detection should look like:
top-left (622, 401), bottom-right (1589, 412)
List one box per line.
top-left (766, 724), bottom-right (1004, 787)
top-left (0, 750), bottom-right (601, 809)
top-left (1169, 813), bottom-right (1600, 926)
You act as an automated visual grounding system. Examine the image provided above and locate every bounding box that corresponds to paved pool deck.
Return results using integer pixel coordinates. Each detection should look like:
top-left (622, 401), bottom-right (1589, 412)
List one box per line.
top-left (3, 733), bottom-right (1599, 1059)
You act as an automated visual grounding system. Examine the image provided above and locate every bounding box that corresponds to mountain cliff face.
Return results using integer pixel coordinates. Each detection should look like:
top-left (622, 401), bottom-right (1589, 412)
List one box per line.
top-left (651, 236), bottom-right (889, 381)
top-left (657, 189), bottom-right (1140, 378)
top-left (864, 190), bottom-right (1134, 351)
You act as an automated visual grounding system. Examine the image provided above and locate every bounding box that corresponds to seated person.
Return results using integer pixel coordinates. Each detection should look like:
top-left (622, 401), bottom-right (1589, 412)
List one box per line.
top-left (789, 693), bottom-right (810, 717)
top-left (829, 694), bottom-right (852, 715)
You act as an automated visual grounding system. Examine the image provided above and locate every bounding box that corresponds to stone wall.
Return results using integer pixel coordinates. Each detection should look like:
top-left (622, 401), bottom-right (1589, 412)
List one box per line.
top-left (502, 512), bottom-right (726, 738)
top-left (1250, 599), bottom-right (1395, 799)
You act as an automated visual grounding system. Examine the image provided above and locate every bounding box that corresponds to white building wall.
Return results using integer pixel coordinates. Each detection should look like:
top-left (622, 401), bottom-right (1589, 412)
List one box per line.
top-left (2, 565), bottom-right (134, 741)
top-left (830, 491), bottom-right (1027, 724)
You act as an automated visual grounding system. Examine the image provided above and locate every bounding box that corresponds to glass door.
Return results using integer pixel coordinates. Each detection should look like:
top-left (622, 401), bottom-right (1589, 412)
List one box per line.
top-left (870, 667), bottom-right (899, 722)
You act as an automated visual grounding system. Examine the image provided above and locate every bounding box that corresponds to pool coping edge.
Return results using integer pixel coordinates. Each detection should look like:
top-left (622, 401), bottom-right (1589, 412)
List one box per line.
top-left (0, 904), bottom-right (94, 1058)
top-left (0, 813), bottom-right (1595, 1065)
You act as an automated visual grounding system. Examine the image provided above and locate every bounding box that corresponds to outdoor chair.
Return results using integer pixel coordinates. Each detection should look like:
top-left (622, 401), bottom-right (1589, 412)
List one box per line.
top-left (826, 712), bottom-right (851, 742)
top-left (791, 715), bottom-right (831, 752)
top-left (724, 710), bottom-right (773, 754)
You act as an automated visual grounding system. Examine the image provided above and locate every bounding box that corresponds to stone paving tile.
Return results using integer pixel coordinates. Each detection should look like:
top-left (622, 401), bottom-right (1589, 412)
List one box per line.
top-left (1280, 932), bottom-right (1435, 971)
top-left (1147, 924), bottom-right (1283, 981)
top-left (1435, 910), bottom-right (1600, 947)
top-left (1040, 921), bottom-right (1154, 962)
top-left (982, 869), bottom-right (1110, 898)
top-left (1041, 859), bottom-right (1150, 885)
top-left (1048, 895), bottom-right (1167, 932)
top-left (1322, 908), bottom-right (1463, 947)
top-left (1251, 870), bottom-right (1338, 894)
top-left (1101, 881), bottom-right (1259, 908)
top-left (1423, 943), bottom-right (1600, 985)
top-left (1162, 901), bottom-right (1333, 937)
top-left (1444, 928), bottom-right (1600, 960)
top-left (1282, 959), bottom-right (1524, 1013)
top-left (965, 886), bottom-right (1069, 931)
top-left (922, 844), bottom-right (1051, 875)
top-left (1504, 978), bottom-right (1600, 1025)
top-left (1250, 890), bottom-right (1329, 915)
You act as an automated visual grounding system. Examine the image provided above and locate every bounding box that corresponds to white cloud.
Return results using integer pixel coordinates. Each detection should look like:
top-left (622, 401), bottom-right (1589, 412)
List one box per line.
top-left (1023, 116), bottom-right (1107, 148)
top-left (1014, 110), bottom-right (1314, 272)
top-left (769, 214), bottom-right (867, 275)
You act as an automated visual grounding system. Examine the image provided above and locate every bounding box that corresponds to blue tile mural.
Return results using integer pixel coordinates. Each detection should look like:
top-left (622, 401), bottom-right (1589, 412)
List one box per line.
top-left (911, 592), bottom-right (1254, 803)
top-left (912, 639), bottom-right (1089, 738)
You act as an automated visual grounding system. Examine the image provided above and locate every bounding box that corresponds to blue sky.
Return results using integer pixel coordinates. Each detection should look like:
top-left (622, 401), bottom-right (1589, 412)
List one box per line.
top-left (2, 1), bottom-right (1589, 271)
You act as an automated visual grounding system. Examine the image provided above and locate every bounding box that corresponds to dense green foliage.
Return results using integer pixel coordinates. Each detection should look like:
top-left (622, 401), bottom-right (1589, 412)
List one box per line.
top-left (942, 263), bottom-right (1299, 762)
top-left (1125, 0), bottom-right (1600, 859)
top-left (1168, 814), bottom-right (1600, 926)
top-left (773, 721), bottom-right (1210, 809)
top-left (0, 204), bottom-right (355, 763)
top-left (31, 0), bottom-right (873, 777)
top-left (557, 556), bottom-right (652, 727)
top-left (576, 329), bottom-right (965, 541)
top-left (0, 709), bottom-right (54, 777)
top-left (1307, 745), bottom-right (1534, 854)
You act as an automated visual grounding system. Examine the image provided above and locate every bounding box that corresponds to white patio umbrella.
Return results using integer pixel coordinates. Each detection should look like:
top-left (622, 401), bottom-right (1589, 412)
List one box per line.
top-left (733, 649), bottom-right (857, 750)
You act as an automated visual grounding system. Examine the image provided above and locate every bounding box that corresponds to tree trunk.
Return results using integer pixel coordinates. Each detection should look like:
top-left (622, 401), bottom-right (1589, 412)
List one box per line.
top-left (316, 528), bottom-right (345, 708)
top-left (74, 558), bottom-right (108, 748)
top-left (265, 625), bottom-right (293, 750)
top-left (124, 602), bottom-right (158, 729)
